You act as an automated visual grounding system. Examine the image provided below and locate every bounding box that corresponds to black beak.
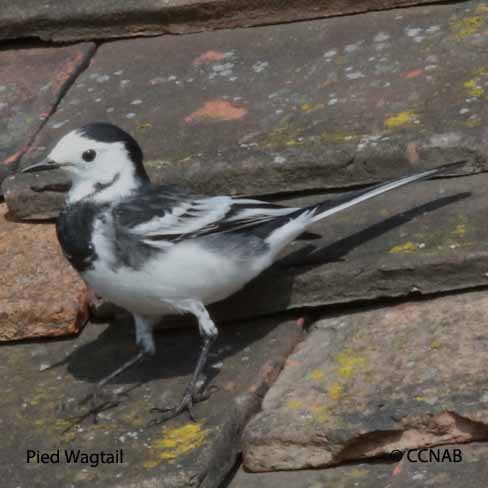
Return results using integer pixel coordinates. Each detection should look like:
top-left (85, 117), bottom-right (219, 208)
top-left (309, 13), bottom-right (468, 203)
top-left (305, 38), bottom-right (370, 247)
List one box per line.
top-left (22, 159), bottom-right (60, 173)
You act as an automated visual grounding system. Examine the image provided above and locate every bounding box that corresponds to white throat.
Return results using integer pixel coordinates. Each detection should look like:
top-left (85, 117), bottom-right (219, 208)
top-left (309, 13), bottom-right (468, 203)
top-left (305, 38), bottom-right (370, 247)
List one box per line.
top-left (67, 169), bottom-right (140, 205)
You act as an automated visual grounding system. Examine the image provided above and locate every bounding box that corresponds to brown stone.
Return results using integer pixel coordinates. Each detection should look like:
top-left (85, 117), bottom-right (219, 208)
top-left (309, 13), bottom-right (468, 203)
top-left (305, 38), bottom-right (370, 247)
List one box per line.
top-left (1, 1), bottom-right (447, 43)
top-left (242, 289), bottom-right (488, 471)
top-left (0, 204), bottom-right (89, 341)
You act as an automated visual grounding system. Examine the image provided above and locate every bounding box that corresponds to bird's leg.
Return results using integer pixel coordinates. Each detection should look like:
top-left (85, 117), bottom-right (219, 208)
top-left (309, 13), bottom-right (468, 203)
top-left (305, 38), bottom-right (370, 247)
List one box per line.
top-left (150, 301), bottom-right (218, 424)
top-left (61, 315), bottom-right (155, 422)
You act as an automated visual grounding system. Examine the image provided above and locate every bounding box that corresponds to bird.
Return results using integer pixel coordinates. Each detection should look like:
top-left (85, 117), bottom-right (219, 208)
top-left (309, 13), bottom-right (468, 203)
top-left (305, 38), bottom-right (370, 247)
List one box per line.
top-left (22, 122), bottom-right (464, 422)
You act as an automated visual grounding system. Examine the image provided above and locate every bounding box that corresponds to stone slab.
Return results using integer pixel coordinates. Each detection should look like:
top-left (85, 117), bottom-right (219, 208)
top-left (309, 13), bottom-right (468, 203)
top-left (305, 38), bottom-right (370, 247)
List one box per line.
top-left (5, 173), bottom-right (488, 326)
top-left (0, 315), bottom-right (303, 487)
top-left (19, 0), bottom-right (488, 196)
top-left (231, 443), bottom-right (488, 488)
top-left (1, 1), bottom-right (445, 43)
top-left (0, 42), bottom-right (95, 187)
top-left (212, 172), bottom-right (488, 320)
top-left (0, 203), bottom-right (89, 341)
top-left (242, 289), bottom-right (488, 471)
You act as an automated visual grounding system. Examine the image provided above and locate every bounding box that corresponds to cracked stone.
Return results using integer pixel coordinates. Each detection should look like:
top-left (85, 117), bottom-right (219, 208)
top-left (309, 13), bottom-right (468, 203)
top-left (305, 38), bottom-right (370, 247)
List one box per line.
top-left (0, 42), bottom-right (95, 188)
top-left (231, 442), bottom-right (488, 487)
top-left (241, 289), bottom-right (488, 471)
top-left (17, 0), bottom-right (488, 198)
top-left (1, 1), bottom-right (445, 43)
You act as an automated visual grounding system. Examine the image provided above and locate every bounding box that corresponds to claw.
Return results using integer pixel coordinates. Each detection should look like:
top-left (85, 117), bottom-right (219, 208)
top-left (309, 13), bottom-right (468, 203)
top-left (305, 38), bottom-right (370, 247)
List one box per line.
top-left (149, 383), bottom-right (218, 425)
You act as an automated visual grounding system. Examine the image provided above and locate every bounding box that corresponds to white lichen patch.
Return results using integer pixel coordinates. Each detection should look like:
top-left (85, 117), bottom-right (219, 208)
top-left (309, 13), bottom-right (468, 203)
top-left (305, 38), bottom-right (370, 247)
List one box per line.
top-left (344, 42), bottom-right (362, 53)
top-left (405, 27), bottom-right (423, 37)
top-left (374, 32), bottom-right (390, 42)
top-left (252, 61), bottom-right (269, 73)
top-left (357, 134), bottom-right (382, 151)
top-left (346, 71), bottom-right (365, 80)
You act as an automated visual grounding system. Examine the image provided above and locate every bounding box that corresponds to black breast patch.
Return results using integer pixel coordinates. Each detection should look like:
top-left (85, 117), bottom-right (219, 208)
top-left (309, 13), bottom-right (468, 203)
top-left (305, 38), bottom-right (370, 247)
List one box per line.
top-left (56, 202), bottom-right (106, 272)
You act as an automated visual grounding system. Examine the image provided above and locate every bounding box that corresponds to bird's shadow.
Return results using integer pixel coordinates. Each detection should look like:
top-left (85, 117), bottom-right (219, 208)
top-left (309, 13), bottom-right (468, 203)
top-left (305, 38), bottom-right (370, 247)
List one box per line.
top-left (280, 192), bottom-right (471, 268)
top-left (63, 312), bottom-right (278, 388)
top-left (61, 192), bottom-right (469, 389)
top-left (211, 192), bottom-right (471, 320)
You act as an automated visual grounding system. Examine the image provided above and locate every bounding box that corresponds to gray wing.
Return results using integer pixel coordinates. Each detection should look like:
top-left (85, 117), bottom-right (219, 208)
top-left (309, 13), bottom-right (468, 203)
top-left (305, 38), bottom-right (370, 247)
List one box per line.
top-left (113, 186), bottom-right (298, 249)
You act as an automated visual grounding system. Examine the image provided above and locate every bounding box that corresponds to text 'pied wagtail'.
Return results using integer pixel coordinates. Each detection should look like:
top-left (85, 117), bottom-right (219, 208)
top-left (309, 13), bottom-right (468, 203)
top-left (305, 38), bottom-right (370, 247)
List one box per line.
top-left (23, 123), bottom-right (465, 423)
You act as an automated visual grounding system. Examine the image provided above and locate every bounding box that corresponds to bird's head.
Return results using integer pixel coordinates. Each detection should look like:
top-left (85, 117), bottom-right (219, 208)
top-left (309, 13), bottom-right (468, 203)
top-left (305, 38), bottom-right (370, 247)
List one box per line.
top-left (23, 122), bottom-right (149, 203)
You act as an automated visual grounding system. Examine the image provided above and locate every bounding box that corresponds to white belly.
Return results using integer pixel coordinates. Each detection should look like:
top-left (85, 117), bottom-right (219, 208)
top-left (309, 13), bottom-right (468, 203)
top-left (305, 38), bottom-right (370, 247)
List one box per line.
top-left (83, 238), bottom-right (271, 317)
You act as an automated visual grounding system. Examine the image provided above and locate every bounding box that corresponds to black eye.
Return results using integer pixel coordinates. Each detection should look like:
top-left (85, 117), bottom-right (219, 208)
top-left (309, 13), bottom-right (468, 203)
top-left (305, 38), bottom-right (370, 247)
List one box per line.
top-left (82, 149), bottom-right (96, 162)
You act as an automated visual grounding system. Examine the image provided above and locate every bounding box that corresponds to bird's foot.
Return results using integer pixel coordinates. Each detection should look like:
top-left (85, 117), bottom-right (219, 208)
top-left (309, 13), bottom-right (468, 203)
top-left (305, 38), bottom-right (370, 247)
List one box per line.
top-left (149, 383), bottom-right (218, 425)
top-left (57, 386), bottom-right (127, 425)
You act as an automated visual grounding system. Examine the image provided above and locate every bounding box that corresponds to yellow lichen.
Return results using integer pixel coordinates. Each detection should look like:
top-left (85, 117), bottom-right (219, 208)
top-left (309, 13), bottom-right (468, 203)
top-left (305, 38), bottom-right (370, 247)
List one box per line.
top-left (350, 468), bottom-right (369, 478)
top-left (336, 350), bottom-right (365, 378)
top-left (453, 223), bottom-right (466, 237)
top-left (464, 79), bottom-right (485, 97)
top-left (465, 116), bottom-right (482, 127)
top-left (309, 369), bottom-right (325, 381)
top-left (431, 340), bottom-right (442, 350)
top-left (287, 399), bottom-right (304, 410)
top-left (474, 66), bottom-right (488, 76)
top-left (385, 111), bottom-right (418, 129)
top-left (451, 16), bottom-right (483, 40)
top-left (389, 241), bottom-right (417, 254)
top-left (328, 383), bottom-right (343, 401)
top-left (136, 122), bottom-right (153, 131)
top-left (301, 103), bottom-right (324, 113)
top-left (311, 405), bottom-right (330, 423)
top-left (144, 423), bottom-right (208, 467)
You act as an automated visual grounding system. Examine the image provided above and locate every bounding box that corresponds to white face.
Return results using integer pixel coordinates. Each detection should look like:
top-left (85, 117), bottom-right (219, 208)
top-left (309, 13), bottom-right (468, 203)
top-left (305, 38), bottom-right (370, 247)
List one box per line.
top-left (48, 129), bottom-right (134, 186)
top-left (45, 129), bottom-right (143, 204)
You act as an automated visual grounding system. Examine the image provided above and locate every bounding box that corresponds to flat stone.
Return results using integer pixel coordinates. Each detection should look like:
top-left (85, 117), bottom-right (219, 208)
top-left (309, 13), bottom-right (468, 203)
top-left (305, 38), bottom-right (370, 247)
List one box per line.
top-left (231, 443), bottom-right (488, 487)
top-left (241, 289), bottom-right (488, 471)
top-left (212, 172), bottom-right (488, 321)
top-left (1, 315), bottom-right (303, 487)
top-left (0, 42), bottom-right (95, 187)
top-left (6, 173), bottom-right (488, 326)
top-left (1, 1), bottom-right (444, 43)
top-left (20, 0), bottom-right (488, 197)
top-left (0, 204), bottom-right (89, 341)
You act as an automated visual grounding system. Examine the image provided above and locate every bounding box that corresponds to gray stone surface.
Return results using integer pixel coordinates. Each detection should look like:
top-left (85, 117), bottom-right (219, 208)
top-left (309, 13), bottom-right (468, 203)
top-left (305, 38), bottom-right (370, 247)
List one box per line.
top-left (5, 172), bottom-right (488, 325)
top-left (231, 443), bottom-right (488, 487)
top-left (1, 0), bottom-right (444, 43)
top-left (212, 172), bottom-right (488, 321)
top-left (1, 316), bottom-right (303, 487)
top-left (241, 289), bottom-right (488, 471)
top-left (0, 42), bottom-right (95, 187)
top-left (20, 0), bottom-right (488, 196)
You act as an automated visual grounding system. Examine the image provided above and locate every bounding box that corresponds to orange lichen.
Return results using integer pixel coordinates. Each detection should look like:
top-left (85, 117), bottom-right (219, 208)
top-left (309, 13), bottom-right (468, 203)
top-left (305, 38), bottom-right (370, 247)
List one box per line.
top-left (184, 100), bottom-right (248, 123)
top-left (193, 50), bottom-right (227, 65)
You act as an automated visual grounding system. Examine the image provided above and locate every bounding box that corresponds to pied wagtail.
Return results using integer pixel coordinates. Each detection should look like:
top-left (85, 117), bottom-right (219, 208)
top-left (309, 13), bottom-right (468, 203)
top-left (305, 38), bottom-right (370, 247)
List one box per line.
top-left (23, 122), bottom-right (465, 422)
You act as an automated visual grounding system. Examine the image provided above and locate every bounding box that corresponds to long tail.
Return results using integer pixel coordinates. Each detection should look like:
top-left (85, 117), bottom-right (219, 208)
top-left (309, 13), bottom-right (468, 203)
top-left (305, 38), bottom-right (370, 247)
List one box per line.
top-left (265, 160), bottom-right (466, 252)
top-left (308, 160), bottom-right (466, 223)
